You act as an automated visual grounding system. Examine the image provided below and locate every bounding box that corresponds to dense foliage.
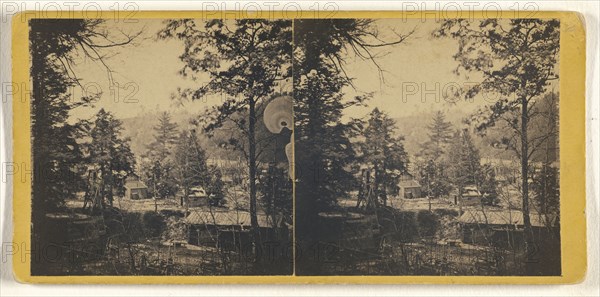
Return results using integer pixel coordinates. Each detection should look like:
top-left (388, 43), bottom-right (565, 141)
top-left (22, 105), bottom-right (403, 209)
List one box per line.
top-left (436, 19), bottom-right (560, 245)
top-left (87, 109), bottom-right (136, 206)
top-left (160, 19), bottom-right (293, 247)
top-left (360, 108), bottom-right (409, 206)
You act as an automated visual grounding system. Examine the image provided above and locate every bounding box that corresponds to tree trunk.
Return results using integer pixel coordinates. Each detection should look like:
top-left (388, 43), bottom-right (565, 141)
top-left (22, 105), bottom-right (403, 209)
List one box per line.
top-left (458, 187), bottom-right (463, 215)
top-left (373, 163), bottom-right (380, 209)
top-left (428, 196), bottom-right (432, 212)
top-left (521, 97), bottom-right (533, 251)
top-left (248, 99), bottom-right (260, 257)
top-left (381, 162), bottom-right (388, 207)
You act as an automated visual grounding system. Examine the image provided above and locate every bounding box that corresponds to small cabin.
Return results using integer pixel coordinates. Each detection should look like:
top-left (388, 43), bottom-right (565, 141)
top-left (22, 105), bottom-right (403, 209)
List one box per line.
top-left (459, 209), bottom-right (558, 249)
top-left (398, 178), bottom-right (423, 199)
top-left (186, 186), bottom-right (209, 207)
top-left (186, 210), bottom-right (288, 251)
top-left (460, 185), bottom-right (482, 206)
top-left (124, 178), bottom-right (149, 200)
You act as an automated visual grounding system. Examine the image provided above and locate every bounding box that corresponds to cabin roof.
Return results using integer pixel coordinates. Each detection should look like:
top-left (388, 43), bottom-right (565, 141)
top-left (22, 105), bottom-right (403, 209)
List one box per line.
top-left (125, 180), bottom-right (147, 190)
top-left (185, 210), bottom-right (278, 228)
top-left (459, 209), bottom-right (556, 227)
top-left (399, 179), bottom-right (421, 188)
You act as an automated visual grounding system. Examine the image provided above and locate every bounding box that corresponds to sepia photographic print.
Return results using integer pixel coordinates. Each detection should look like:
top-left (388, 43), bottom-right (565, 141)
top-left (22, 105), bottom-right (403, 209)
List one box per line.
top-left (29, 18), bottom-right (293, 276)
top-left (293, 18), bottom-right (561, 276)
top-left (19, 13), bottom-right (578, 281)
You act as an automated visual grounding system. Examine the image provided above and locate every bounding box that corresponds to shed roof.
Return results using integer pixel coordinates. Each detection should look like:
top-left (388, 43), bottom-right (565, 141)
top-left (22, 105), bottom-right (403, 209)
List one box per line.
top-left (185, 210), bottom-right (278, 228)
top-left (125, 180), bottom-right (147, 190)
top-left (458, 209), bottom-right (556, 227)
top-left (399, 179), bottom-right (421, 188)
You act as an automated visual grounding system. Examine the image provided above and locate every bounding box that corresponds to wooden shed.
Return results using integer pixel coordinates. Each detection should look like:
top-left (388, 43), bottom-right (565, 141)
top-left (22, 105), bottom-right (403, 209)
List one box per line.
top-left (124, 179), bottom-right (149, 200)
top-left (398, 179), bottom-right (423, 199)
top-left (186, 210), bottom-right (288, 251)
top-left (459, 209), bottom-right (558, 249)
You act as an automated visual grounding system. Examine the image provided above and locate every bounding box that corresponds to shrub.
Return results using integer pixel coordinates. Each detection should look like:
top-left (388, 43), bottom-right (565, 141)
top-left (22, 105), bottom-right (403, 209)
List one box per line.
top-left (417, 210), bottom-right (439, 237)
top-left (377, 207), bottom-right (419, 242)
top-left (142, 211), bottom-right (166, 238)
top-left (162, 215), bottom-right (187, 242)
top-left (434, 208), bottom-right (459, 217)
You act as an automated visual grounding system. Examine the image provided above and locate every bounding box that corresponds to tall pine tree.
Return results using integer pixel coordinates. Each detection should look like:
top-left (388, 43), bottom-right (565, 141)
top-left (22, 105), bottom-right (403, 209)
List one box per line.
top-left (29, 19), bottom-right (139, 274)
top-left (30, 19), bottom-right (139, 213)
top-left (87, 109), bottom-right (135, 207)
top-left (30, 20), bottom-right (105, 216)
top-left (447, 129), bottom-right (482, 198)
top-left (144, 112), bottom-right (179, 199)
top-left (160, 19), bottom-right (292, 252)
top-left (418, 111), bottom-right (454, 198)
top-left (420, 111), bottom-right (453, 161)
top-left (148, 112), bottom-right (179, 162)
top-left (436, 19), bottom-right (560, 251)
top-left (293, 19), bottom-right (411, 274)
top-left (361, 108), bottom-right (409, 207)
top-left (173, 128), bottom-right (224, 205)
top-left (480, 164), bottom-right (499, 206)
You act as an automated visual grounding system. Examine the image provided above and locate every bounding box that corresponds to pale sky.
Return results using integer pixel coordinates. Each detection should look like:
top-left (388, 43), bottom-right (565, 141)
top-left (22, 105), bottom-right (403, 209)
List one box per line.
top-left (69, 19), bottom-right (206, 121)
top-left (68, 18), bottom-right (556, 122)
top-left (341, 19), bottom-right (489, 120)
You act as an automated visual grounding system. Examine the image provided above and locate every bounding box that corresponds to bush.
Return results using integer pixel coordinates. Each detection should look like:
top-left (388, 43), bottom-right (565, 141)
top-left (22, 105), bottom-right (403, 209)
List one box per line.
top-left (434, 208), bottom-right (459, 217)
top-left (162, 215), bottom-right (187, 242)
top-left (417, 210), bottom-right (439, 237)
top-left (159, 209), bottom-right (185, 218)
top-left (377, 207), bottom-right (419, 242)
top-left (142, 211), bottom-right (166, 238)
top-left (106, 211), bottom-right (145, 242)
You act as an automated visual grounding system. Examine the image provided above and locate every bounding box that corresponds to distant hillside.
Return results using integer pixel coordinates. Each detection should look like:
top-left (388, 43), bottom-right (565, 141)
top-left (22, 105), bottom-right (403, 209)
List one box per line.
top-left (121, 107), bottom-right (520, 168)
top-left (393, 109), bottom-right (468, 158)
top-left (120, 110), bottom-right (198, 159)
top-left (120, 105), bottom-right (288, 165)
top-left (393, 109), bottom-right (515, 163)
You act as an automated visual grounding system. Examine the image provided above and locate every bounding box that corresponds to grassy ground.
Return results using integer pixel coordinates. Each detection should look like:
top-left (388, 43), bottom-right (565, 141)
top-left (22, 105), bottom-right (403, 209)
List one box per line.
top-left (315, 194), bottom-right (528, 276)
